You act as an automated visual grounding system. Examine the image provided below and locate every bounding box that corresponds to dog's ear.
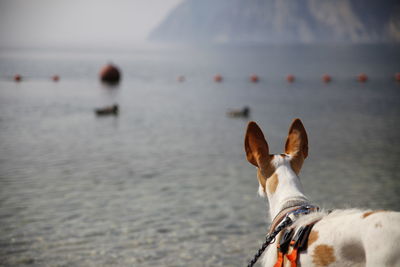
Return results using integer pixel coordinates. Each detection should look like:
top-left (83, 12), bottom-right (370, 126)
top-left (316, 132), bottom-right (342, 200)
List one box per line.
top-left (285, 118), bottom-right (308, 159)
top-left (245, 121), bottom-right (270, 168)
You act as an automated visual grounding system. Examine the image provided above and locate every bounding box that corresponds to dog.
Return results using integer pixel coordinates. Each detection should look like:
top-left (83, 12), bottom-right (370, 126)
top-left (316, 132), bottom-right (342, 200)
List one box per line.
top-left (244, 118), bottom-right (400, 267)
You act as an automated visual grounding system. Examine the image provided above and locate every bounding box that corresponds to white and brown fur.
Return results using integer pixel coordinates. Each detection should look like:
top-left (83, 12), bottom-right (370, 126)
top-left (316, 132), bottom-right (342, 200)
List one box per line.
top-left (244, 119), bottom-right (400, 267)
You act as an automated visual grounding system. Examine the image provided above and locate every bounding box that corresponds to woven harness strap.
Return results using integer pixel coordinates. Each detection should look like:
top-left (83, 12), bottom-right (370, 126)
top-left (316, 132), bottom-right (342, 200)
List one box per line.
top-left (268, 199), bottom-right (309, 234)
top-left (274, 219), bottom-right (321, 267)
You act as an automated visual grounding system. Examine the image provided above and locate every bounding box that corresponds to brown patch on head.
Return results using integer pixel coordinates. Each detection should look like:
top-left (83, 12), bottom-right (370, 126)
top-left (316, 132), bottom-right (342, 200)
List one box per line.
top-left (307, 230), bottom-right (319, 247)
top-left (266, 173), bottom-right (279, 194)
top-left (257, 163), bottom-right (276, 193)
top-left (362, 210), bottom-right (387, 219)
top-left (312, 244), bottom-right (336, 266)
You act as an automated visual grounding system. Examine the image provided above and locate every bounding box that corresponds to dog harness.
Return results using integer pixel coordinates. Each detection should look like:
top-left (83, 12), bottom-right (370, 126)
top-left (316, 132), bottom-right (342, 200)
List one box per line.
top-left (273, 222), bottom-right (316, 267)
top-left (247, 203), bottom-right (319, 267)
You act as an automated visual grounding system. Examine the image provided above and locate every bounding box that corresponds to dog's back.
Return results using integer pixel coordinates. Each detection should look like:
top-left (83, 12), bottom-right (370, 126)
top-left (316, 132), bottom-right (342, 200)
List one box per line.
top-left (262, 209), bottom-right (400, 267)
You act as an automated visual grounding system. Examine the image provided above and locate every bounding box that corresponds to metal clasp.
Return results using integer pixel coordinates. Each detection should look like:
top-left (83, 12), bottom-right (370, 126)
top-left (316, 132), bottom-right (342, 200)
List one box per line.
top-left (285, 205), bottom-right (319, 221)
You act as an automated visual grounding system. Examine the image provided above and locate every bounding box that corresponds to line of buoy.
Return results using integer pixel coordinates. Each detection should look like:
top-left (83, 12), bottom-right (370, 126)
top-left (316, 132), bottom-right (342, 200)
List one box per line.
top-left (214, 74), bottom-right (223, 82)
top-left (52, 75), bottom-right (60, 82)
top-left (286, 74), bottom-right (295, 83)
top-left (322, 74), bottom-right (332, 83)
top-left (184, 73), bottom-right (381, 83)
top-left (395, 72), bottom-right (400, 82)
top-left (12, 74), bottom-right (60, 82)
top-left (358, 73), bottom-right (368, 83)
top-left (14, 74), bottom-right (22, 82)
top-left (9, 70), bottom-right (400, 84)
top-left (250, 74), bottom-right (259, 83)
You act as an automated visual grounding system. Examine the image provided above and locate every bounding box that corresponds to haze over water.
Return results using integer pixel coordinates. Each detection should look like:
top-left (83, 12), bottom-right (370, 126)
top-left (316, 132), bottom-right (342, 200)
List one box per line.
top-left (0, 44), bottom-right (400, 266)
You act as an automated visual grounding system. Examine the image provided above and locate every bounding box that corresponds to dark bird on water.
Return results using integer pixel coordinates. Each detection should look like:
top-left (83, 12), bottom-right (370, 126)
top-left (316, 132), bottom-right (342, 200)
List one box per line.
top-left (95, 104), bottom-right (119, 116)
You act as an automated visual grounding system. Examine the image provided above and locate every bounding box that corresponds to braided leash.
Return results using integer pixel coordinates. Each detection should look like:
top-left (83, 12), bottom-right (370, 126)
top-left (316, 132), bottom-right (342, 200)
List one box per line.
top-left (247, 217), bottom-right (293, 267)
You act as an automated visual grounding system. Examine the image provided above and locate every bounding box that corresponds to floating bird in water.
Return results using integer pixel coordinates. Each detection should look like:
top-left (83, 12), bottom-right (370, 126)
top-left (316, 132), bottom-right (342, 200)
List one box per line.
top-left (227, 106), bottom-right (250, 118)
top-left (95, 104), bottom-right (119, 116)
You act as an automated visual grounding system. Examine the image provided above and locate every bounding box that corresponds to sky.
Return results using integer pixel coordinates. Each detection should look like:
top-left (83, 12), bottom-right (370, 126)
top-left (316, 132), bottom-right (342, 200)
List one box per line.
top-left (0, 0), bottom-right (183, 48)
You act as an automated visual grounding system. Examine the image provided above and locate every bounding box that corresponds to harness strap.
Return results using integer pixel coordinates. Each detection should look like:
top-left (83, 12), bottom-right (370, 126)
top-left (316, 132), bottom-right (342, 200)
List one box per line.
top-left (248, 204), bottom-right (319, 267)
top-left (274, 228), bottom-right (294, 267)
top-left (284, 226), bottom-right (309, 267)
top-left (286, 249), bottom-right (299, 267)
top-left (273, 220), bottom-right (319, 267)
top-left (273, 252), bottom-right (285, 267)
top-left (268, 203), bottom-right (308, 234)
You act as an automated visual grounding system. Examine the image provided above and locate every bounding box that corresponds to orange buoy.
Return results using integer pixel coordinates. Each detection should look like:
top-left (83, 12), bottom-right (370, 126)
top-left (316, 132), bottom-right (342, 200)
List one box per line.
top-left (322, 74), bottom-right (331, 83)
top-left (177, 75), bottom-right (185, 82)
top-left (250, 74), bottom-right (259, 83)
top-left (14, 74), bottom-right (22, 82)
top-left (286, 74), bottom-right (295, 83)
top-left (395, 72), bottom-right (400, 82)
top-left (357, 73), bottom-right (368, 82)
top-left (99, 63), bottom-right (121, 84)
top-left (214, 74), bottom-right (223, 82)
top-left (52, 75), bottom-right (60, 82)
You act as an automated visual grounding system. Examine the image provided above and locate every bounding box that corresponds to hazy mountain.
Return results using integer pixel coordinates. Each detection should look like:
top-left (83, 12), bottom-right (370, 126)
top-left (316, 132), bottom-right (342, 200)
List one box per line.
top-left (148, 0), bottom-right (400, 44)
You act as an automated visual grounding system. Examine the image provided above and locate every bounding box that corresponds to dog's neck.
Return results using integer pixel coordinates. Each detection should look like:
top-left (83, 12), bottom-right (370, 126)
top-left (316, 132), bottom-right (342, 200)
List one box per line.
top-left (265, 156), bottom-right (309, 220)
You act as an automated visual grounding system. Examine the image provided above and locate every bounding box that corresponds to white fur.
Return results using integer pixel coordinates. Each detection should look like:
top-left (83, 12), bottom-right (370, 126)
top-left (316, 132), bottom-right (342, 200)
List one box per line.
top-left (263, 155), bottom-right (307, 218)
top-left (257, 155), bottom-right (400, 267)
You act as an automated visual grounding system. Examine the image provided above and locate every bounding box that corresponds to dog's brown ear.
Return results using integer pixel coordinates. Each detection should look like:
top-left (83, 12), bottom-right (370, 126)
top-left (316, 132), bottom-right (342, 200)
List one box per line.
top-left (245, 121), bottom-right (269, 168)
top-left (285, 118), bottom-right (308, 159)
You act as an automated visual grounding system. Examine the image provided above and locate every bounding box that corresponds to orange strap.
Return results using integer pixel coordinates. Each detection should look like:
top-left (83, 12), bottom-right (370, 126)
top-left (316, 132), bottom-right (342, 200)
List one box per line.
top-left (274, 220), bottom-right (320, 267)
top-left (286, 247), bottom-right (299, 267)
top-left (273, 251), bottom-right (284, 267)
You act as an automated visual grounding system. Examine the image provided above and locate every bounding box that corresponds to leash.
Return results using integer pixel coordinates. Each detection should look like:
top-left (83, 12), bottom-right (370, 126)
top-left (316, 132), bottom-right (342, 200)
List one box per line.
top-left (247, 216), bottom-right (293, 267)
top-left (247, 205), bottom-right (318, 267)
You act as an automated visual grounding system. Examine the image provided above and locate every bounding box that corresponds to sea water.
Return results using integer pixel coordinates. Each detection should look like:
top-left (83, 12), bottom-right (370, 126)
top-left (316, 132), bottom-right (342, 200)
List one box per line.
top-left (0, 44), bottom-right (399, 266)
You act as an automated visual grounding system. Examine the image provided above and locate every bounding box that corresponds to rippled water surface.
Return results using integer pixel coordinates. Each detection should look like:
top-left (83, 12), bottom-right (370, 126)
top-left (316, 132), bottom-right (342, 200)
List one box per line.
top-left (0, 45), bottom-right (400, 266)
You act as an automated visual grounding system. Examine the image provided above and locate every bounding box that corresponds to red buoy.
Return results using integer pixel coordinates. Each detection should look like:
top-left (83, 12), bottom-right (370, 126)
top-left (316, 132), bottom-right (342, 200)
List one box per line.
top-left (177, 75), bottom-right (185, 82)
top-left (250, 74), bottom-right (259, 83)
top-left (395, 72), bottom-right (400, 82)
top-left (214, 74), bottom-right (223, 82)
top-left (99, 63), bottom-right (121, 84)
top-left (322, 74), bottom-right (331, 83)
top-left (52, 75), bottom-right (60, 82)
top-left (14, 74), bottom-right (22, 82)
top-left (286, 74), bottom-right (295, 83)
top-left (358, 73), bottom-right (368, 82)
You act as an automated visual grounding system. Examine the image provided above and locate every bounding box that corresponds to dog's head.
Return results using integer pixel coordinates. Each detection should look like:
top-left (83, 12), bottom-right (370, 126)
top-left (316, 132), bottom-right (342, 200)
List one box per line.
top-left (244, 118), bottom-right (308, 197)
